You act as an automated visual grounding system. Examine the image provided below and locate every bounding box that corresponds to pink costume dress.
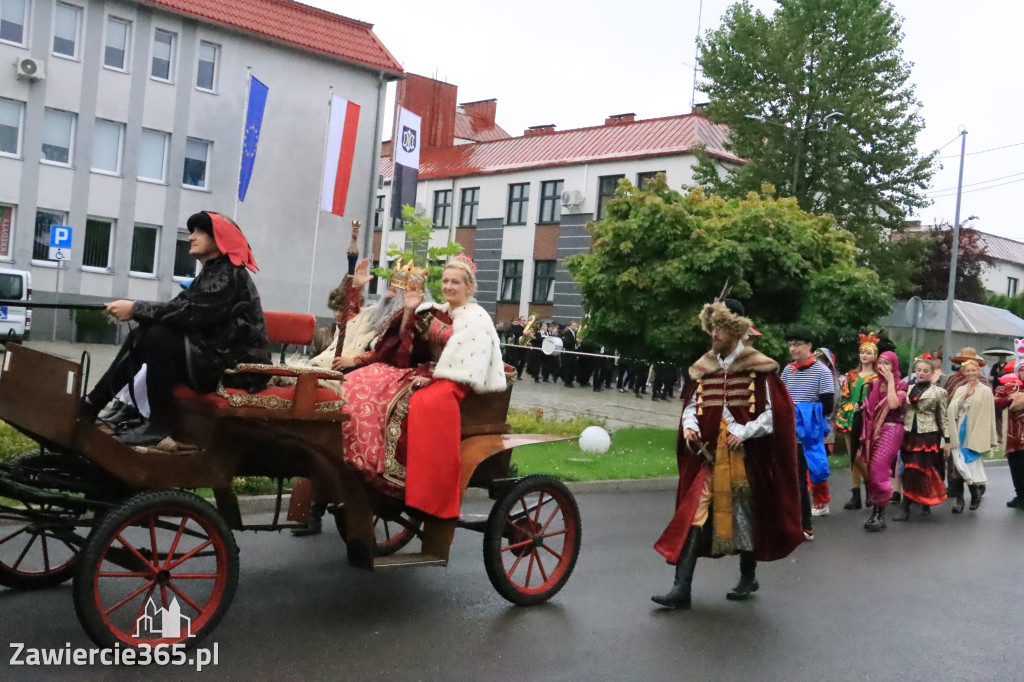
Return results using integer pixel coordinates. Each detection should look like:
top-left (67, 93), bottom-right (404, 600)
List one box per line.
top-left (856, 351), bottom-right (908, 508)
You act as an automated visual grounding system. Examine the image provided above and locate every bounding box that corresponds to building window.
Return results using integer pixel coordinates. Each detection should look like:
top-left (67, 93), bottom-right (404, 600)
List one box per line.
top-left (0, 97), bottom-right (24, 157)
top-left (83, 218), bottom-right (113, 269)
top-left (1, 0), bottom-right (29, 45)
top-left (636, 171), bottom-right (664, 189)
top-left (1009, 277), bottom-right (1020, 297)
top-left (183, 137), bottom-right (210, 188)
top-left (130, 224), bottom-right (158, 274)
top-left (41, 108), bottom-right (75, 165)
top-left (0, 204), bottom-right (14, 260)
top-left (373, 195), bottom-right (385, 230)
top-left (459, 187), bottom-right (479, 227)
top-left (196, 40), bottom-right (219, 91)
top-left (33, 209), bottom-right (66, 262)
top-left (91, 119), bottom-right (124, 174)
top-left (500, 260), bottom-right (523, 301)
top-left (104, 16), bottom-right (130, 70)
top-left (532, 260), bottom-right (556, 302)
top-left (538, 180), bottom-right (563, 223)
top-left (52, 2), bottom-right (82, 59)
top-left (596, 174), bottom-right (624, 220)
top-left (433, 189), bottom-right (452, 229)
top-left (151, 28), bottom-right (175, 81)
top-left (173, 229), bottom-right (195, 278)
top-left (507, 183), bottom-right (529, 226)
top-left (138, 128), bottom-right (168, 182)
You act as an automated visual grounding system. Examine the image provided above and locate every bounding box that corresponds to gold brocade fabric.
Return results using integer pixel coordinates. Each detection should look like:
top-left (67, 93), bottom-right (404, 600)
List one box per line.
top-left (711, 418), bottom-right (749, 556)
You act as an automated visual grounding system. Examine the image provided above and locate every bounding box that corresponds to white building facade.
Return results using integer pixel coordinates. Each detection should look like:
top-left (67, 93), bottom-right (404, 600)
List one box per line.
top-left (375, 113), bottom-right (739, 323)
top-left (0, 0), bottom-right (401, 336)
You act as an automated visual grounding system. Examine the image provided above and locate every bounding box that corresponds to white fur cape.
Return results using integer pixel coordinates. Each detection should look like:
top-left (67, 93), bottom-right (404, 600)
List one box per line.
top-left (417, 301), bottom-right (506, 393)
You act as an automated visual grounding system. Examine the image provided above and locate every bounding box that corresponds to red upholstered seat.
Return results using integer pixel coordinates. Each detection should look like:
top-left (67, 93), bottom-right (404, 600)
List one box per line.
top-left (172, 384), bottom-right (343, 410)
top-left (264, 311), bottom-right (316, 347)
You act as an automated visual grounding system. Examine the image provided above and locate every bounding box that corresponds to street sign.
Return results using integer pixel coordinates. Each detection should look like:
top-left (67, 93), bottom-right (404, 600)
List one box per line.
top-left (905, 296), bottom-right (923, 327)
top-left (49, 225), bottom-right (72, 262)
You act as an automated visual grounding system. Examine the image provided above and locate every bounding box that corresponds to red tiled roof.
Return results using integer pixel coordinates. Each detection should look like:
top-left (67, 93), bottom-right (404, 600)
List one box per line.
top-left (381, 114), bottom-right (739, 180)
top-left (139, 0), bottom-right (403, 76)
top-left (454, 110), bottom-right (510, 143)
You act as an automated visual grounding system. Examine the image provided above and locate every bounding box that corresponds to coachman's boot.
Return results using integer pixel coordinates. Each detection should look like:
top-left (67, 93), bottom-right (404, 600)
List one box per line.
top-left (652, 527), bottom-right (700, 609)
top-left (968, 484), bottom-right (982, 511)
top-left (843, 487), bottom-right (863, 510)
top-left (726, 552), bottom-right (759, 601)
top-left (892, 496), bottom-right (911, 522)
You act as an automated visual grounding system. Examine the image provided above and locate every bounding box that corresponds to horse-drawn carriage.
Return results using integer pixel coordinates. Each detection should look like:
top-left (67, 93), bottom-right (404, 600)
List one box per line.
top-left (0, 311), bottom-right (582, 649)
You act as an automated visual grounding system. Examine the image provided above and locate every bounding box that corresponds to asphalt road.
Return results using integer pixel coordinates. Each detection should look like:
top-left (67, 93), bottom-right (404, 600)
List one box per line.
top-left (0, 468), bottom-right (1021, 681)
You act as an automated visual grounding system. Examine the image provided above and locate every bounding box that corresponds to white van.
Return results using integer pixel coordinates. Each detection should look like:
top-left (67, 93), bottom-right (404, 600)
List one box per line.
top-left (0, 267), bottom-right (32, 342)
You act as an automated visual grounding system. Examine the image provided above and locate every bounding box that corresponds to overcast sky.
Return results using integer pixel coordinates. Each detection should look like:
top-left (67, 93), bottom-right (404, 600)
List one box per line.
top-left (316, 0), bottom-right (1022, 241)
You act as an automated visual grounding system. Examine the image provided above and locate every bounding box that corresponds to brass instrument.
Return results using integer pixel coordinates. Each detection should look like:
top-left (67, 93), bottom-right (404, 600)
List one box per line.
top-left (518, 315), bottom-right (537, 346)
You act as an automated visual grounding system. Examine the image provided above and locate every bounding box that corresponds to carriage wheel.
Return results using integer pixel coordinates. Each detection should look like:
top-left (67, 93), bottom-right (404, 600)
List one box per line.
top-left (333, 508), bottom-right (421, 556)
top-left (0, 451), bottom-right (90, 590)
top-left (72, 490), bottom-right (238, 650)
top-left (483, 475), bottom-right (582, 606)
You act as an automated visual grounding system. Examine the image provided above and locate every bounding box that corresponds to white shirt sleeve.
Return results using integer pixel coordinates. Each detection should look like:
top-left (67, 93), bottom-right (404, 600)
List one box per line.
top-left (726, 386), bottom-right (775, 441)
top-left (682, 393), bottom-right (700, 434)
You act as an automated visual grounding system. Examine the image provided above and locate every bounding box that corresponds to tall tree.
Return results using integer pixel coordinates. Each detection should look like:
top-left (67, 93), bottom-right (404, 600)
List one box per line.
top-left (891, 223), bottom-right (992, 302)
top-left (692, 0), bottom-right (934, 264)
top-left (566, 176), bottom-right (891, 367)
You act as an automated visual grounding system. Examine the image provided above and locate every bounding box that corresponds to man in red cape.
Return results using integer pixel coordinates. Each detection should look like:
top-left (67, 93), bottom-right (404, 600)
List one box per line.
top-left (652, 299), bottom-right (803, 609)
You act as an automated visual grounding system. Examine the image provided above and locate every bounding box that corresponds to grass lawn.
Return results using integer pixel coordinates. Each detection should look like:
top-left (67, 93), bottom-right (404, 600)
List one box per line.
top-left (511, 427), bottom-right (678, 482)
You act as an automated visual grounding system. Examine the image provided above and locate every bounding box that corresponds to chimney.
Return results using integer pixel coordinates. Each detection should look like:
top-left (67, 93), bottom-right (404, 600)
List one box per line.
top-left (395, 73), bottom-right (458, 151)
top-left (524, 124), bottom-right (556, 137)
top-left (604, 112), bottom-right (636, 126)
top-left (460, 99), bottom-right (497, 128)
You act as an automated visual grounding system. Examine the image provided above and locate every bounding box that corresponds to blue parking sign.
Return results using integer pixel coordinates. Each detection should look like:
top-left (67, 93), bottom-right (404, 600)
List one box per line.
top-left (50, 225), bottom-right (72, 248)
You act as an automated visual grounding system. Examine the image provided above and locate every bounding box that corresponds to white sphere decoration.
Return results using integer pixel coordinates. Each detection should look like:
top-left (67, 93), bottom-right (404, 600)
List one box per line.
top-left (578, 426), bottom-right (611, 453)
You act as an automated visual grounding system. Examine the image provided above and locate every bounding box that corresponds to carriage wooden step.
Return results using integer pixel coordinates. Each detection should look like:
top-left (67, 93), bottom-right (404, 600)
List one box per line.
top-left (372, 552), bottom-right (448, 569)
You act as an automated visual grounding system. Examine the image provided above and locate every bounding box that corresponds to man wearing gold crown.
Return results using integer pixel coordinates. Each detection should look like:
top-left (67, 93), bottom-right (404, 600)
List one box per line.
top-left (652, 299), bottom-right (802, 610)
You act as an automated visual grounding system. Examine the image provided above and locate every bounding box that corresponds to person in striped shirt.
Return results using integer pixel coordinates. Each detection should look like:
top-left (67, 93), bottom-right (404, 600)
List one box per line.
top-left (780, 327), bottom-right (836, 539)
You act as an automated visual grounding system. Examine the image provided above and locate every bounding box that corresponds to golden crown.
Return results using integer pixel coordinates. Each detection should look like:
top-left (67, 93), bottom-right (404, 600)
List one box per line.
top-left (390, 257), bottom-right (429, 290)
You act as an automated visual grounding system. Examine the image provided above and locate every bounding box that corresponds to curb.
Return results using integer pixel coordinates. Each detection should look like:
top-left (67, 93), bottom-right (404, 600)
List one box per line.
top-left (236, 458), bottom-right (1010, 516)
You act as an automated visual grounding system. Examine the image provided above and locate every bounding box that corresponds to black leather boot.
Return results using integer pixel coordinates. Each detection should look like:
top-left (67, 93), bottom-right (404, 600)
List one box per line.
top-left (726, 552), bottom-right (759, 601)
top-left (292, 502), bottom-right (326, 536)
top-left (892, 496), bottom-right (911, 521)
top-left (843, 487), bottom-right (862, 510)
top-left (864, 506), bottom-right (886, 531)
top-left (968, 484), bottom-right (982, 511)
top-left (652, 527), bottom-right (700, 609)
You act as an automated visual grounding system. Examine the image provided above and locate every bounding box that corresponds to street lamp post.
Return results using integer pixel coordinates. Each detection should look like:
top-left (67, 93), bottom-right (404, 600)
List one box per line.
top-left (941, 128), bottom-right (968, 375)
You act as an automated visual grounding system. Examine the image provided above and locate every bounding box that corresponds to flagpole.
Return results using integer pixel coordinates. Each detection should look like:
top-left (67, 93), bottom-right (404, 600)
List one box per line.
top-left (307, 86), bottom-right (334, 315)
top-left (234, 67), bottom-right (252, 221)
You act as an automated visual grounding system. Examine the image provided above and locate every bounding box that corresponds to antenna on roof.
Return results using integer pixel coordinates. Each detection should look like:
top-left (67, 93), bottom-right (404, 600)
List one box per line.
top-left (690, 0), bottom-right (704, 111)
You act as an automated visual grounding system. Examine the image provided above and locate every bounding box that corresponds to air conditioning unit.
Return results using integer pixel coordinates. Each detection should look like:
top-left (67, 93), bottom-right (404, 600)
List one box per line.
top-left (15, 57), bottom-right (45, 81)
top-left (560, 189), bottom-right (583, 207)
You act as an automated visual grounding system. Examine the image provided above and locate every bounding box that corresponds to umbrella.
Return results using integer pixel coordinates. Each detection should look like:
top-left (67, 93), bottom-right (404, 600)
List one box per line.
top-left (981, 348), bottom-right (1016, 358)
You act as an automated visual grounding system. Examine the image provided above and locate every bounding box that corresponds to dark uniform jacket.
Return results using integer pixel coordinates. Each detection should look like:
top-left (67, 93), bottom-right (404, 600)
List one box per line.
top-left (132, 255), bottom-right (271, 393)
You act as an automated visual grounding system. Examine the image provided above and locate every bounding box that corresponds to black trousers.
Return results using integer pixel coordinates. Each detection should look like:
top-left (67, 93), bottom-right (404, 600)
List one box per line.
top-left (796, 444), bottom-right (812, 530)
top-left (88, 324), bottom-right (189, 428)
top-left (1009, 450), bottom-right (1024, 498)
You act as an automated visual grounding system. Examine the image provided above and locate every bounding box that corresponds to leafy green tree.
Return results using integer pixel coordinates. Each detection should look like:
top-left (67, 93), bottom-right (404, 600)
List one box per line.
top-left (566, 176), bottom-right (891, 367)
top-left (373, 205), bottom-right (462, 301)
top-left (692, 0), bottom-right (934, 265)
top-left (988, 292), bottom-right (1024, 319)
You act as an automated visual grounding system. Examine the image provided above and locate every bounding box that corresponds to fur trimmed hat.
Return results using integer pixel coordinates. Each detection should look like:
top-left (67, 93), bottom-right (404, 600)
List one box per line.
top-left (699, 299), bottom-right (752, 337)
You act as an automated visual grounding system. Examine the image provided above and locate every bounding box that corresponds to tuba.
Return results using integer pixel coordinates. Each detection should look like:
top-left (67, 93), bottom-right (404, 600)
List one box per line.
top-left (518, 315), bottom-right (537, 346)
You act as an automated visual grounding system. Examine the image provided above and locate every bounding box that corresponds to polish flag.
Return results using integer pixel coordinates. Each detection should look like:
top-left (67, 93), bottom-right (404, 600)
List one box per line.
top-left (320, 96), bottom-right (361, 216)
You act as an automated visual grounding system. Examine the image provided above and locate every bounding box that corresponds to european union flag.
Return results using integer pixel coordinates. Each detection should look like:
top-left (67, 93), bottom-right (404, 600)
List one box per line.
top-left (237, 75), bottom-right (269, 202)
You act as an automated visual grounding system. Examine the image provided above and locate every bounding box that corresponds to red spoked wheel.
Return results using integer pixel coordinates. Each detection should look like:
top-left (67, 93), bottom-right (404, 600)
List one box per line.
top-left (72, 490), bottom-right (238, 650)
top-left (0, 451), bottom-right (95, 590)
top-left (333, 508), bottom-right (421, 556)
top-left (483, 475), bottom-right (582, 606)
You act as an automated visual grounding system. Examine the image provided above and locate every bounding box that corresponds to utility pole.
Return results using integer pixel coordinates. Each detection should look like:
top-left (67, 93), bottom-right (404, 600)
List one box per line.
top-left (941, 128), bottom-right (967, 375)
